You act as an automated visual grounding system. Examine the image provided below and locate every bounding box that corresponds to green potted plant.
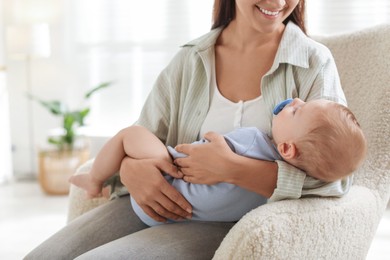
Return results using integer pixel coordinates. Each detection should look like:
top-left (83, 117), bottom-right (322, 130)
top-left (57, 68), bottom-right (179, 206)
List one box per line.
top-left (29, 81), bottom-right (113, 195)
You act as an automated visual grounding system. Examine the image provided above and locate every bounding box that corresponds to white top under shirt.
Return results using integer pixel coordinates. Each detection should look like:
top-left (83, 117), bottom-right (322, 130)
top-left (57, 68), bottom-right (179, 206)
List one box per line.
top-left (199, 51), bottom-right (270, 138)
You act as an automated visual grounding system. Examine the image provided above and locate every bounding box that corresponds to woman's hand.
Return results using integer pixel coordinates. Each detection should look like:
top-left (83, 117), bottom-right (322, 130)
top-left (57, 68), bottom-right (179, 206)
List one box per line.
top-left (174, 132), bottom-right (236, 185)
top-left (174, 131), bottom-right (278, 198)
top-left (119, 157), bottom-right (192, 223)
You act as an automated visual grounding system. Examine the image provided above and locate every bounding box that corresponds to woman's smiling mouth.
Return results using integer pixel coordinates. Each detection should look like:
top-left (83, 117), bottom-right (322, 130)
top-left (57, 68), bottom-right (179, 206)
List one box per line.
top-left (258, 7), bottom-right (281, 16)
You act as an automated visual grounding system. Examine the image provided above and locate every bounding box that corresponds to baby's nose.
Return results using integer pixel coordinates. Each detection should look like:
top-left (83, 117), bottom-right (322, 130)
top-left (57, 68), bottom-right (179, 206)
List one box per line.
top-left (290, 98), bottom-right (305, 108)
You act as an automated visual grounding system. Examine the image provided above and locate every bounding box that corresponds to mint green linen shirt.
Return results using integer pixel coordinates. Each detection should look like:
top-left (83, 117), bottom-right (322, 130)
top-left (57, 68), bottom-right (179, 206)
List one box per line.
top-left (135, 22), bottom-right (351, 202)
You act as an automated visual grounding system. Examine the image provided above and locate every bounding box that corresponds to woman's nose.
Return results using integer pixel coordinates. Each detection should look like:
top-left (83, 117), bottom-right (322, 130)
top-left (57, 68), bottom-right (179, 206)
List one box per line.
top-left (270, 0), bottom-right (286, 9)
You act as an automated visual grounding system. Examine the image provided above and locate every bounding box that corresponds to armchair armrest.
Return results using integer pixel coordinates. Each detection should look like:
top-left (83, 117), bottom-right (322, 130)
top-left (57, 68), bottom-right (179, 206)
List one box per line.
top-left (213, 186), bottom-right (381, 259)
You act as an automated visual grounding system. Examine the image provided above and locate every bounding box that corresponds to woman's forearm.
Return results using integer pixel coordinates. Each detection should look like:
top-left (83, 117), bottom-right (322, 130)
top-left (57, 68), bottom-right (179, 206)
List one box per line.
top-left (225, 154), bottom-right (278, 198)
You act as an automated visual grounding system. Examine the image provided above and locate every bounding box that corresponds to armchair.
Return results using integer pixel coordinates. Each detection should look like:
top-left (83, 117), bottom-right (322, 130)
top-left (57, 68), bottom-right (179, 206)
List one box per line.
top-left (68, 24), bottom-right (390, 259)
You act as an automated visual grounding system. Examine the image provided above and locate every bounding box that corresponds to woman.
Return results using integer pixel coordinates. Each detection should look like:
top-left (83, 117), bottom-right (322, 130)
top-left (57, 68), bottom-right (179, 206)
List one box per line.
top-left (26, 0), bottom-right (351, 259)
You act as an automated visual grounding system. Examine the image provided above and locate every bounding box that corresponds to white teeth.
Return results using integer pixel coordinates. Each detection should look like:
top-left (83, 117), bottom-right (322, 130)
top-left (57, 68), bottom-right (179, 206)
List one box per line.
top-left (259, 7), bottom-right (279, 16)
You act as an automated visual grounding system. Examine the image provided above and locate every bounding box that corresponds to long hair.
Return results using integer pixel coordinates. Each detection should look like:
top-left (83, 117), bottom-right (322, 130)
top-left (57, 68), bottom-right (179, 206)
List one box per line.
top-left (212, 0), bottom-right (306, 34)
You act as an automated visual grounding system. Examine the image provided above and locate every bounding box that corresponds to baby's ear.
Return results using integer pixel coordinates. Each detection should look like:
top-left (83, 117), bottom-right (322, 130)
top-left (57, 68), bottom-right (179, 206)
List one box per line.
top-left (277, 142), bottom-right (297, 160)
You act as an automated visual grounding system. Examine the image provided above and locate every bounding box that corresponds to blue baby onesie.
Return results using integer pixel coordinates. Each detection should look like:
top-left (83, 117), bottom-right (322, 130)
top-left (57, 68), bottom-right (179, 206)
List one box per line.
top-left (131, 127), bottom-right (282, 226)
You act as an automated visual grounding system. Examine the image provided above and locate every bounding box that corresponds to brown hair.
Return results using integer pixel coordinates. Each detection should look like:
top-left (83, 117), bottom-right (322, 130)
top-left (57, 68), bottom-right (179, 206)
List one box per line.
top-left (212, 0), bottom-right (306, 34)
top-left (294, 103), bottom-right (367, 182)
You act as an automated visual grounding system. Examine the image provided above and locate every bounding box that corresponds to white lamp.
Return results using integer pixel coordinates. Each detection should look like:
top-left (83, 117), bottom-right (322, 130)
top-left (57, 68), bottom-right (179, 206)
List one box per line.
top-left (0, 66), bottom-right (13, 183)
top-left (6, 23), bottom-right (51, 176)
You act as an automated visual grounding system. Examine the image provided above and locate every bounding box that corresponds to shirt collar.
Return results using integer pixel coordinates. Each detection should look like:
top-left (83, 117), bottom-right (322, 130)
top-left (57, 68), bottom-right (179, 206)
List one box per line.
top-left (269, 22), bottom-right (310, 74)
top-left (182, 21), bottom-right (310, 71)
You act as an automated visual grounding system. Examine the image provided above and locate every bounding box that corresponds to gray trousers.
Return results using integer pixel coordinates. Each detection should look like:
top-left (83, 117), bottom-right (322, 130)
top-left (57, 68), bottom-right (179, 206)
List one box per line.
top-left (24, 195), bottom-right (235, 260)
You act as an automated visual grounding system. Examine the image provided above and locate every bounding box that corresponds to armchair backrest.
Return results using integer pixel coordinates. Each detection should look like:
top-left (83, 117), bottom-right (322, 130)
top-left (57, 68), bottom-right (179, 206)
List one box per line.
top-left (315, 24), bottom-right (390, 203)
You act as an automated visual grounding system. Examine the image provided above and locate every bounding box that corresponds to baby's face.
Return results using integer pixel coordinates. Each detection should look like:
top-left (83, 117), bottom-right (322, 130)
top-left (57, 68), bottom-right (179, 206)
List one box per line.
top-left (272, 98), bottom-right (331, 144)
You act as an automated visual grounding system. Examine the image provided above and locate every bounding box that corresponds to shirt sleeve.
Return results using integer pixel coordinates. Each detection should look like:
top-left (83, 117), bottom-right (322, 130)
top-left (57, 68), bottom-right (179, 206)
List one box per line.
top-left (269, 160), bottom-right (306, 201)
top-left (301, 175), bottom-right (352, 197)
top-left (269, 161), bottom-right (353, 202)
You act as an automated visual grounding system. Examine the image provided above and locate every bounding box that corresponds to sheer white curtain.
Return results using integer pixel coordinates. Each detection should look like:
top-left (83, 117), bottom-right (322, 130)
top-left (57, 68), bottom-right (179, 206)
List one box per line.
top-left (0, 0), bottom-right (13, 183)
top-left (67, 0), bottom-right (213, 136)
top-left (0, 70), bottom-right (13, 183)
top-left (70, 0), bottom-right (390, 137)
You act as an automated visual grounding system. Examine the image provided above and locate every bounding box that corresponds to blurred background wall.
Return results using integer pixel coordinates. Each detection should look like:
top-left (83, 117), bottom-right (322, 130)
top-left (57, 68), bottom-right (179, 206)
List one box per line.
top-left (1, 0), bottom-right (389, 180)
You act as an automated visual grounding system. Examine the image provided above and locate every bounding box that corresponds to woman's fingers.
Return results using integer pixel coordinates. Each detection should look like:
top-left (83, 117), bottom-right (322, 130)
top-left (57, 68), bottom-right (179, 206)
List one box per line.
top-left (182, 175), bottom-right (197, 184)
top-left (141, 205), bottom-right (167, 223)
top-left (173, 132), bottom-right (234, 185)
top-left (174, 143), bottom-right (192, 156)
top-left (154, 159), bottom-right (192, 216)
top-left (160, 181), bottom-right (192, 215)
top-left (136, 185), bottom-right (191, 222)
top-left (152, 197), bottom-right (189, 221)
top-left (120, 157), bottom-right (192, 221)
top-left (203, 131), bottom-right (221, 141)
top-left (138, 176), bottom-right (191, 220)
top-left (155, 159), bottom-right (183, 178)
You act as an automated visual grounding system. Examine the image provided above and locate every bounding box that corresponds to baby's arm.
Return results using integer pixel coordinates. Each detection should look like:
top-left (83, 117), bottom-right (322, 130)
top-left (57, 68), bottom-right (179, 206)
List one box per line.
top-left (70, 125), bottom-right (171, 197)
